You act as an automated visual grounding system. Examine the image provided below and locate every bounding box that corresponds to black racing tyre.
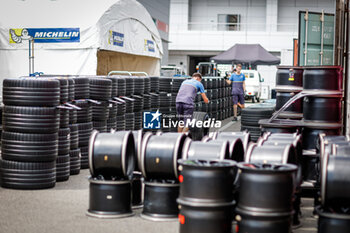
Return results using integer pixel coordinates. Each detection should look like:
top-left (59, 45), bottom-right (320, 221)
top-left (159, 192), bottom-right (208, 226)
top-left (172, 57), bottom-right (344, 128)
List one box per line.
top-left (1, 131), bottom-right (58, 162)
top-left (106, 76), bottom-right (119, 97)
top-left (133, 112), bottom-right (142, 130)
top-left (69, 148), bottom-right (81, 175)
top-left (133, 76), bottom-right (145, 95)
top-left (116, 100), bottom-right (126, 116)
top-left (59, 109), bottom-right (70, 128)
top-left (73, 77), bottom-right (89, 99)
top-left (69, 148), bottom-right (80, 158)
top-left (125, 77), bottom-right (135, 96)
top-left (58, 128), bottom-right (70, 155)
top-left (116, 115), bottom-right (126, 131)
top-left (69, 109), bottom-right (77, 124)
top-left (114, 76), bottom-right (127, 97)
top-left (56, 154), bottom-right (70, 182)
top-left (132, 95), bottom-right (144, 112)
top-left (70, 158), bottom-right (81, 175)
top-left (3, 78), bottom-right (60, 107)
top-left (109, 103), bottom-right (118, 117)
top-left (143, 94), bottom-right (151, 110)
top-left (92, 121), bottom-right (108, 132)
top-left (56, 78), bottom-right (69, 104)
top-left (144, 76), bottom-right (151, 94)
top-left (241, 106), bottom-right (274, 126)
top-left (122, 97), bottom-right (135, 113)
top-left (0, 159), bottom-right (56, 189)
top-left (75, 101), bottom-right (92, 123)
top-left (159, 77), bottom-right (172, 92)
top-left (89, 78), bottom-right (112, 101)
top-left (241, 125), bottom-right (261, 132)
top-left (150, 76), bottom-right (160, 93)
top-left (67, 78), bottom-right (75, 101)
top-left (190, 112), bottom-right (210, 141)
top-left (3, 106), bottom-right (60, 134)
top-left (69, 124), bottom-right (79, 150)
top-left (125, 113), bottom-right (135, 131)
top-left (150, 93), bottom-right (160, 109)
top-left (92, 103), bottom-right (110, 121)
top-left (241, 107), bottom-right (275, 117)
top-left (38, 77), bottom-right (69, 104)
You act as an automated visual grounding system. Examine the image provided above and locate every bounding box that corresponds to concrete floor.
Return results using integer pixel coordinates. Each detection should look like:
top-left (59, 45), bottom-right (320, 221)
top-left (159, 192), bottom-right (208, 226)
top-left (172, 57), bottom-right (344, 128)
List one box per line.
top-left (0, 169), bottom-right (317, 233)
top-left (0, 169), bottom-right (179, 233)
top-left (0, 116), bottom-right (318, 233)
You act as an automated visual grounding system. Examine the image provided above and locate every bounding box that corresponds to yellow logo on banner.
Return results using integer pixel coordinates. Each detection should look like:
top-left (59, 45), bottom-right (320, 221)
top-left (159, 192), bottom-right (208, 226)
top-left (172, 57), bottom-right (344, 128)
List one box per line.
top-left (144, 39), bottom-right (148, 51)
top-left (9, 28), bottom-right (31, 43)
top-left (108, 30), bottom-right (112, 45)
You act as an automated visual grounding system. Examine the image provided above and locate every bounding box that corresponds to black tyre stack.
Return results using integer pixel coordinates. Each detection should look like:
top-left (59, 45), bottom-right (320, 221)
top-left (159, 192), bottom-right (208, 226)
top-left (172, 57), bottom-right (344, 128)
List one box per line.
top-left (241, 104), bottom-right (275, 141)
top-left (198, 77), bottom-right (233, 122)
top-left (143, 75), bottom-right (151, 103)
top-left (132, 76), bottom-right (145, 130)
top-left (90, 78), bottom-right (112, 133)
top-left (66, 77), bottom-right (80, 176)
top-left (150, 93), bottom-right (160, 109)
top-left (105, 76), bottom-right (119, 131)
top-left (158, 77), bottom-right (173, 132)
top-left (122, 96), bottom-right (135, 131)
top-left (115, 97), bottom-right (126, 131)
top-left (1, 78), bottom-right (61, 189)
top-left (143, 76), bottom-right (152, 114)
top-left (73, 77), bottom-right (92, 169)
top-left (107, 76), bottom-right (126, 132)
top-left (149, 77), bottom-right (160, 131)
top-left (150, 76), bottom-right (160, 93)
top-left (123, 77), bottom-right (136, 131)
top-left (189, 112), bottom-right (210, 140)
top-left (55, 77), bottom-right (71, 182)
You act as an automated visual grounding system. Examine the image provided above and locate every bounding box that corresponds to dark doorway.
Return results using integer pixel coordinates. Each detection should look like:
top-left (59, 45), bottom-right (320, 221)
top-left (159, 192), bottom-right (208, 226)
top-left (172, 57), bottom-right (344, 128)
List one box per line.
top-left (188, 56), bottom-right (211, 75)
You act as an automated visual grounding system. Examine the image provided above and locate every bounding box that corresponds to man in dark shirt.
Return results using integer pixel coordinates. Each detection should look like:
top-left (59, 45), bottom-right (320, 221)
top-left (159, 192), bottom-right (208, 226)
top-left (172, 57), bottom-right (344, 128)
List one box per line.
top-left (226, 64), bottom-right (246, 121)
top-left (176, 73), bottom-right (209, 132)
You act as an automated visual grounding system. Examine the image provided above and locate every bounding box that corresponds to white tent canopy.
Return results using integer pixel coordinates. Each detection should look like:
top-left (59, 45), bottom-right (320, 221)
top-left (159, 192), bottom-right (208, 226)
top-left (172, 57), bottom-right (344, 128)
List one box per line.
top-left (0, 0), bottom-right (163, 80)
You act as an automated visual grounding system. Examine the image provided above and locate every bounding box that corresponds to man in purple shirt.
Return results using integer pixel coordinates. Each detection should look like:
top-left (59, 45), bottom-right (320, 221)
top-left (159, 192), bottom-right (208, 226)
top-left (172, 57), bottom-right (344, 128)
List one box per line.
top-left (176, 73), bottom-right (209, 132)
top-left (226, 64), bottom-right (246, 121)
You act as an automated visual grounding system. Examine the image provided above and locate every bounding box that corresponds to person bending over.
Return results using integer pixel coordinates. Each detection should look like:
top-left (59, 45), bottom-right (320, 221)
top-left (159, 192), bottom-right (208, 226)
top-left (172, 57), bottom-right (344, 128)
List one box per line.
top-left (176, 73), bottom-right (209, 133)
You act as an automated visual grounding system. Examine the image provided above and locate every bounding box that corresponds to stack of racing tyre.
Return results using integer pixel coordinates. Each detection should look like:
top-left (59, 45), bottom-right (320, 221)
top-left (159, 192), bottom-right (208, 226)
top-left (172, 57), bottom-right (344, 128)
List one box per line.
top-left (241, 103), bottom-right (275, 141)
top-left (73, 77), bottom-right (93, 169)
top-left (1, 77), bottom-right (61, 189)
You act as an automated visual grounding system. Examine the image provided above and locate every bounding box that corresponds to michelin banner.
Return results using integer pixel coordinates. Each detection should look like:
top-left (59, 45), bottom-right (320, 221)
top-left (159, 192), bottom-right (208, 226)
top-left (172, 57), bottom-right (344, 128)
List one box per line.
top-left (9, 28), bottom-right (80, 43)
